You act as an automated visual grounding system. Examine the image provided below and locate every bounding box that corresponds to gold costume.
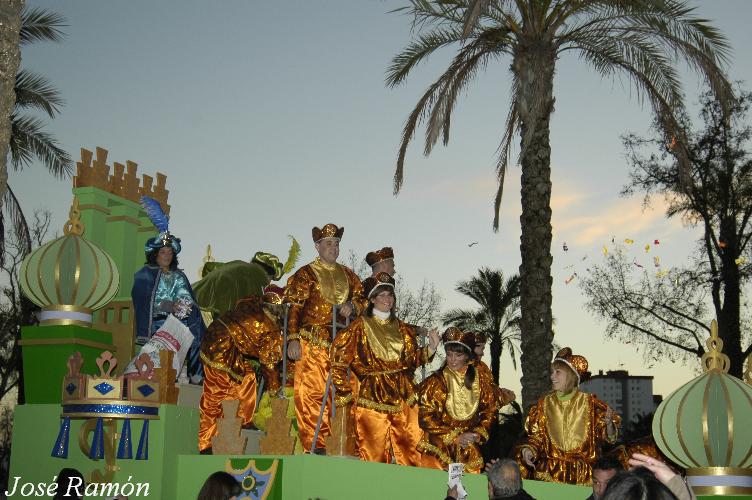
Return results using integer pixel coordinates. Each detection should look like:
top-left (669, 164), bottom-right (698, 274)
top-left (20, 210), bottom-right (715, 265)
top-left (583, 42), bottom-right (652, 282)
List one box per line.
top-left (476, 361), bottom-right (515, 408)
top-left (418, 363), bottom-right (499, 473)
top-left (514, 389), bottom-right (621, 485)
top-left (283, 257), bottom-right (365, 451)
top-left (331, 315), bottom-right (431, 464)
top-left (198, 296), bottom-right (283, 452)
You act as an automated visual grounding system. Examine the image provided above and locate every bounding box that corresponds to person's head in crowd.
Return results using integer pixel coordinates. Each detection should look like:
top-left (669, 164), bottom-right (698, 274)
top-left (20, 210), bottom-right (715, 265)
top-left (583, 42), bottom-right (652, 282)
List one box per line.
top-left (473, 331), bottom-right (487, 358)
top-left (54, 468), bottom-right (85, 500)
top-left (196, 471), bottom-right (242, 500)
top-left (365, 246), bottom-right (395, 276)
top-left (487, 459), bottom-right (524, 498)
top-left (591, 455), bottom-right (624, 500)
top-left (601, 468), bottom-right (678, 500)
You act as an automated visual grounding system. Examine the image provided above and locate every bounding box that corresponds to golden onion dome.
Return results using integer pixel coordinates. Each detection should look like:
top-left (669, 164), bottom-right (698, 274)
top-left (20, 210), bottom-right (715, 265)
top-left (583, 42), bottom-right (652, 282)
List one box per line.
top-left (19, 197), bottom-right (119, 326)
top-left (652, 321), bottom-right (752, 496)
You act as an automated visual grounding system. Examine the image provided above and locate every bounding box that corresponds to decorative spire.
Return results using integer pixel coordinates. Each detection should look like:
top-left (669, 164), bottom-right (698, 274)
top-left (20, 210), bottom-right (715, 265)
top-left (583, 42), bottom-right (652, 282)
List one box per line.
top-left (63, 197), bottom-right (85, 236)
top-left (701, 320), bottom-right (730, 373)
top-left (199, 244), bottom-right (215, 279)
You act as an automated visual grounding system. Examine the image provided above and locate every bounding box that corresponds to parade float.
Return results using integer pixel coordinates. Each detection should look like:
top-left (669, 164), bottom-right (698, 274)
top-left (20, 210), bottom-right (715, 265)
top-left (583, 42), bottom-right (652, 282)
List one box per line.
top-left (6, 147), bottom-right (750, 499)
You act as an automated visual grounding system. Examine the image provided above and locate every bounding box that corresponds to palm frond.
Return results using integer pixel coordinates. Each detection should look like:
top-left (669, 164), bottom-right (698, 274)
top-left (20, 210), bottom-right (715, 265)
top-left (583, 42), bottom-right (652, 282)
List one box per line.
top-left (424, 27), bottom-right (512, 155)
top-left (9, 114), bottom-right (73, 178)
top-left (13, 69), bottom-right (64, 118)
top-left (0, 185), bottom-right (32, 264)
top-left (386, 26), bottom-right (466, 88)
top-left (493, 77), bottom-right (520, 230)
top-left (20, 7), bottom-right (66, 45)
top-left (461, 0), bottom-right (492, 36)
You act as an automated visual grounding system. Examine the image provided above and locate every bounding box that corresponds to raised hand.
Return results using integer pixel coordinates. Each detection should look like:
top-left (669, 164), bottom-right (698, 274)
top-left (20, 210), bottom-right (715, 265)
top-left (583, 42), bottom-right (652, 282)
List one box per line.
top-left (287, 340), bottom-right (302, 361)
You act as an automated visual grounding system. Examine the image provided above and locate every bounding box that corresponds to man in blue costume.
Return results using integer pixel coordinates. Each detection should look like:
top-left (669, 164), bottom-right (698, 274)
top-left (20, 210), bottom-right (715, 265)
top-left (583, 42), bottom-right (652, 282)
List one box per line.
top-left (132, 196), bottom-right (205, 383)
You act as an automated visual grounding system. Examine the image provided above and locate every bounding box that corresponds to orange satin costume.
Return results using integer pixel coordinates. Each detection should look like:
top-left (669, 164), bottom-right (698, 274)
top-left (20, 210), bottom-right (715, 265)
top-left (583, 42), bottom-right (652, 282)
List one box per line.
top-left (330, 315), bottom-right (431, 465)
top-left (514, 389), bottom-right (621, 485)
top-left (418, 363), bottom-right (499, 473)
top-left (476, 361), bottom-right (515, 408)
top-left (198, 296), bottom-right (283, 452)
top-left (283, 257), bottom-right (365, 451)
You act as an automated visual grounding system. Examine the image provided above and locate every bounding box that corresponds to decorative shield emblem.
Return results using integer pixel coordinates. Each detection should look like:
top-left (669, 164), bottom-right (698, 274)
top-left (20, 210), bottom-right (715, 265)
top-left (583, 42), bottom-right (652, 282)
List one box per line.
top-left (226, 458), bottom-right (279, 500)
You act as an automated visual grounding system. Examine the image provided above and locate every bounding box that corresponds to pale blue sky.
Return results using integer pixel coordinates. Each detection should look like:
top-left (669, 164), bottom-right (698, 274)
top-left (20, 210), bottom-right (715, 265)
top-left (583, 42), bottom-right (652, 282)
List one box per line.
top-left (14, 1), bottom-right (752, 397)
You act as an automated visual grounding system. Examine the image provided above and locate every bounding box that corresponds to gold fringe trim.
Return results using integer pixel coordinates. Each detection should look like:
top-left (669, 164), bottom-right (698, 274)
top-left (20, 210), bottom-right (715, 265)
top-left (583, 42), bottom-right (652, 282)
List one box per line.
top-left (465, 457), bottom-right (484, 472)
top-left (200, 352), bottom-right (244, 383)
top-left (287, 332), bottom-right (301, 341)
top-left (417, 438), bottom-right (451, 466)
top-left (442, 428), bottom-right (462, 445)
top-left (356, 397), bottom-right (403, 414)
top-left (363, 367), bottom-right (404, 376)
top-left (405, 393), bottom-right (418, 406)
top-left (299, 330), bottom-right (331, 350)
top-left (335, 394), bottom-right (353, 407)
top-left (534, 470), bottom-right (590, 487)
top-left (474, 427), bottom-right (489, 441)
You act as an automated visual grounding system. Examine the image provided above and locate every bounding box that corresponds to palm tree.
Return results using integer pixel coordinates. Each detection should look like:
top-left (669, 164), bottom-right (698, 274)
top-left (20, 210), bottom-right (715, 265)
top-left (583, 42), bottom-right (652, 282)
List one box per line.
top-left (442, 268), bottom-right (520, 384)
top-left (3, 7), bottom-right (71, 260)
top-left (387, 0), bottom-right (732, 410)
top-left (0, 0), bottom-right (24, 221)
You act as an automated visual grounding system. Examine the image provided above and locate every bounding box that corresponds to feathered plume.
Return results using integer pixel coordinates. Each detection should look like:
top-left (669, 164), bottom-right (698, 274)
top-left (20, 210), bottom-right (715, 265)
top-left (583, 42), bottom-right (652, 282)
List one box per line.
top-left (282, 235), bottom-right (300, 275)
top-left (140, 196), bottom-right (169, 233)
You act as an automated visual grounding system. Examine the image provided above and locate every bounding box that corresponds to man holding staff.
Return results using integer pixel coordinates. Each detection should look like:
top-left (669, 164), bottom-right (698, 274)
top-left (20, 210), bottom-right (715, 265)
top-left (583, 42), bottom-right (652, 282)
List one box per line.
top-left (283, 223), bottom-right (366, 453)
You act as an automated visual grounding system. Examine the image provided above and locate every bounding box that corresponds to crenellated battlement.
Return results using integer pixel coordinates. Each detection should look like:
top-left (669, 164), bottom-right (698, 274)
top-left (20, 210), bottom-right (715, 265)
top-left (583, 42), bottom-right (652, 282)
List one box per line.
top-left (73, 146), bottom-right (170, 214)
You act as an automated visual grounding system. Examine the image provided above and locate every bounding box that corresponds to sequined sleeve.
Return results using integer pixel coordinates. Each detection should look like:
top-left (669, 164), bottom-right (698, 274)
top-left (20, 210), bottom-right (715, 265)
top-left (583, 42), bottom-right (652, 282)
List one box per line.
top-left (282, 266), bottom-right (313, 339)
top-left (330, 319), bottom-right (361, 406)
top-left (345, 267), bottom-right (367, 316)
top-left (471, 367), bottom-right (499, 444)
top-left (518, 399), bottom-right (547, 461)
top-left (418, 374), bottom-right (454, 438)
top-left (593, 395), bottom-right (620, 444)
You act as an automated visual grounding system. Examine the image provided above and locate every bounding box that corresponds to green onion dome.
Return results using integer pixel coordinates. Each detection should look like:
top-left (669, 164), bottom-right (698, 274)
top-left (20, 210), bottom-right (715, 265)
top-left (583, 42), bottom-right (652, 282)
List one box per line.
top-left (652, 321), bottom-right (752, 496)
top-left (19, 197), bottom-right (119, 326)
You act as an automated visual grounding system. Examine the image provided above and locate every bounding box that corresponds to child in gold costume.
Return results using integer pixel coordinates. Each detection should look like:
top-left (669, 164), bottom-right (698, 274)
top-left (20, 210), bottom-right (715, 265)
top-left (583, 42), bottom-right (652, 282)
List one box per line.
top-left (418, 328), bottom-right (500, 473)
top-left (330, 272), bottom-right (440, 465)
top-left (197, 289), bottom-right (284, 453)
top-left (514, 347), bottom-right (620, 485)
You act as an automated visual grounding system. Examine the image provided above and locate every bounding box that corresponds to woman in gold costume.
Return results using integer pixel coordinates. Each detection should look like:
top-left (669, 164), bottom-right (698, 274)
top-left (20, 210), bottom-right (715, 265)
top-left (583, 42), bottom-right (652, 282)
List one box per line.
top-left (418, 328), bottom-right (499, 473)
top-left (514, 347), bottom-right (620, 485)
top-left (330, 272), bottom-right (440, 465)
top-left (197, 288), bottom-right (285, 454)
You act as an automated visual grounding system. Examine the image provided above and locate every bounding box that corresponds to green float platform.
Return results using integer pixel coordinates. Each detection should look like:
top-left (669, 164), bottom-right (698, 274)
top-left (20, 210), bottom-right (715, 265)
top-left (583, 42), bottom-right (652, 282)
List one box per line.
top-left (19, 325), bottom-right (115, 404)
top-left (9, 403), bottom-right (747, 499)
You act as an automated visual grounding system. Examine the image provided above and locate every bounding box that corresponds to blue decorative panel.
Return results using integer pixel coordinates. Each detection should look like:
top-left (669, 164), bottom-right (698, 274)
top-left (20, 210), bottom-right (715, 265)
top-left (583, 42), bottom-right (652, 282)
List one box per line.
top-left (94, 382), bottom-right (114, 395)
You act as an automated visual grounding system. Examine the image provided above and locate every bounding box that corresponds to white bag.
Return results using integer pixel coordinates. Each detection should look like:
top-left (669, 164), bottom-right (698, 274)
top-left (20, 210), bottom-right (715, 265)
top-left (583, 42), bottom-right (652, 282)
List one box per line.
top-left (125, 314), bottom-right (194, 375)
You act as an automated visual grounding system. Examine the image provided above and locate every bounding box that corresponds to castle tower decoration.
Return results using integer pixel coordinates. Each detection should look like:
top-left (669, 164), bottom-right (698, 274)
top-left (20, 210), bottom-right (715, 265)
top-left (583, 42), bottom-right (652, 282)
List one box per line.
top-left (19, 197), bottom-right (120, 326)
top-left (72, 146), bottom-right (170, 361)
top-left (18, 197), bottom-right (121, 403)
top-left (652, 320), bottom-right (752, 496)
